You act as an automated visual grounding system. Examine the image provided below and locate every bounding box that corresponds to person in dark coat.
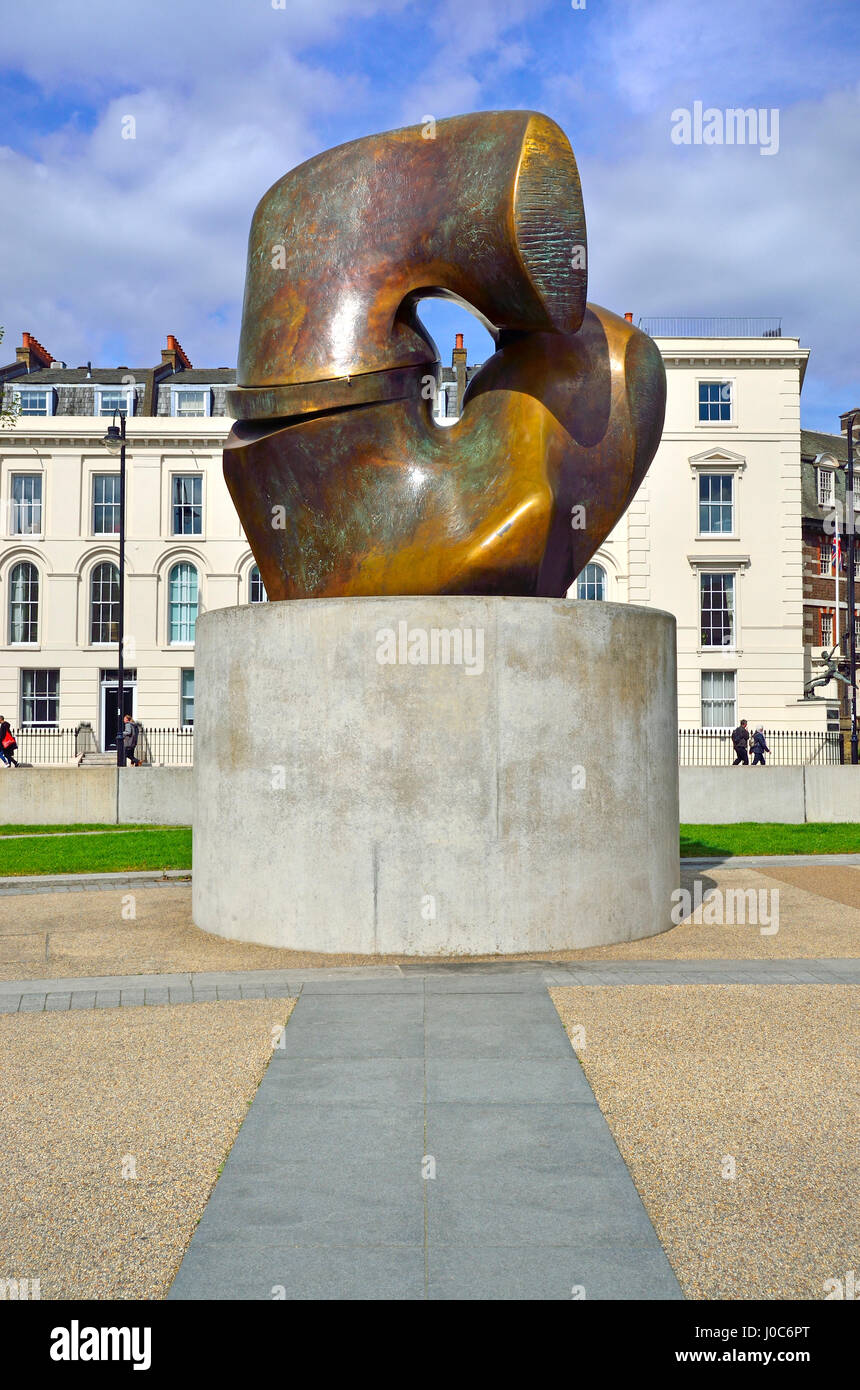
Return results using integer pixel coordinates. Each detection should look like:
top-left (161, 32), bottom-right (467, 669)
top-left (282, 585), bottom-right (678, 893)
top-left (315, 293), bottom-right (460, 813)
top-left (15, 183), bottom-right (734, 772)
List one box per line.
top-left (122, 714), bottom-right (141, 767)
top-left (0, 716), bottom-right (18, 768)
top-left (731, 720), bottom-right (750, 766)
top-left (751, 726), bottom-right (770, 766)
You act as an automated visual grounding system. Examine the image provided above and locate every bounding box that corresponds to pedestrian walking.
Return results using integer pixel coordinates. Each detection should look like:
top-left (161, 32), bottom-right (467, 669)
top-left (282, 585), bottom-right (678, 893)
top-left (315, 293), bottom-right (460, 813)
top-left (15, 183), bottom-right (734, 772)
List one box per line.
top-left (731, 719), bottom-right (750, 766)
top-left (122, 713), bottom-right (141, 767)
top-left (0, 715), bottom-right (19, 768)
top-left (751, 726), bottom-right (770, 766)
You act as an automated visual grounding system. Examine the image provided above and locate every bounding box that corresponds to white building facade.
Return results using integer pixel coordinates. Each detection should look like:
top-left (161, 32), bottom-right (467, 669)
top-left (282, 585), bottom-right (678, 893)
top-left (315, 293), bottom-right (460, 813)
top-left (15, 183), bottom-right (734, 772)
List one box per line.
top-left (568, 318), bottom-right (825, 732)
top-left (0, 320), bottom-right (828, 755)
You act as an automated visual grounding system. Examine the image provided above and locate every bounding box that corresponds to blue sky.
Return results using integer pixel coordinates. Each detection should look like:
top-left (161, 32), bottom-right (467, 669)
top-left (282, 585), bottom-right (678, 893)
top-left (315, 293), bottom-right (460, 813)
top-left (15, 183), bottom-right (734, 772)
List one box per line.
top-left (0, 0), bottom-right (858, 429)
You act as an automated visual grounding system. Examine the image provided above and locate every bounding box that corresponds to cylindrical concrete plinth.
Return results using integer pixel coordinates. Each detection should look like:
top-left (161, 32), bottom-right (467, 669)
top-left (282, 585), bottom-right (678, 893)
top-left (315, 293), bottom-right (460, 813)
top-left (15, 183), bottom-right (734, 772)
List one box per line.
top-left (192, 597), bottom-right (678, 955)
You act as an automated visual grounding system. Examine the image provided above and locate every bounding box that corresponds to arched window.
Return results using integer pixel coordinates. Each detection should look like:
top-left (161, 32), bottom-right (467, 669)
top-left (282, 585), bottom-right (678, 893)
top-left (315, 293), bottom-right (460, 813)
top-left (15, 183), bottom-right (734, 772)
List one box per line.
top-left (90, 562), bottom-right (119, 644)
top-left (9, 561), bottom-right (39, 643)
top-left (576, 563), bottom-right (606, 601)
top-left (168, 563), bottom-right (199, 644)
top-left (249, 564), bottom-right (267, 603)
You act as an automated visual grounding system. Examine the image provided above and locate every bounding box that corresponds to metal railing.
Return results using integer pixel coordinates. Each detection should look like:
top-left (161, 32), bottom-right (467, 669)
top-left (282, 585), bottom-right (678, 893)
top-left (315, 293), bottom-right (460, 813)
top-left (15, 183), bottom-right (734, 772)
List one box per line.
top-left (137, 726), bottom-right (195, 766)
top-left (5, 726), bottom-right (79, 764)
top-left (679, 728), bottom-right (843, 766)
top-left (639, 316), bottom-right (783, 339)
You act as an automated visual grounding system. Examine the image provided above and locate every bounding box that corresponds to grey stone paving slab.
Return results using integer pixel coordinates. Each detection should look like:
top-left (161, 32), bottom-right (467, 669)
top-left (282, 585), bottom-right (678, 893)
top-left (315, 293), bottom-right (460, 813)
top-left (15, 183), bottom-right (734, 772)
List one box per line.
top-left (18, 994), bottom-right (45, 1011)
top-left (169, 975), bottom-right (683, 1300)
top-left (144, 989), bottom-right (170, 1005)
top-left (428, 1245), bottom-right (683, 1300)
top-left (70, 991), bottom-right (97, 1009)
top-left (170, 1243), bottom-right (424, 1301)
top-left (0, 996), bottom-right (20, 1013)
top-left (425, 1057), bottom-right (595, 1105)
top-left (94, 991), bottom-right (121, 1007)
top-left (120, 991), bottom-right (146, 1007)
top-left (264, 1058), bottom-right (424, 1105)
top-left (44, 993), bottom-right (71, 1011)
top-left (424, 994), bottom-right (573, 1059)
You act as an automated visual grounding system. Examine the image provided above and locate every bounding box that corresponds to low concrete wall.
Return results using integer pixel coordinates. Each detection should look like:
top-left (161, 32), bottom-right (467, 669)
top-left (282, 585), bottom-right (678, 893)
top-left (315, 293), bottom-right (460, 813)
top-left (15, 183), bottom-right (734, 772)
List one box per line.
top-left (0, 766), bottom-right (116, 825)
top-left (0, 766), bottom-right (192, 826)
top-left (117, 767), bottom-right (192, 825)
top-left (679, 766), bottom-right (806, 825)
top-left (801, 765), bottom-right (860, 823)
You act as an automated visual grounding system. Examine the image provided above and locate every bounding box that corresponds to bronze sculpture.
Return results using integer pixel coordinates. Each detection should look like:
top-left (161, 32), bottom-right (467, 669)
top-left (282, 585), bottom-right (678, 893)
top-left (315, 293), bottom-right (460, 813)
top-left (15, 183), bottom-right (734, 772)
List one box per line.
top-left (224, 111), bottom-right (666, 597)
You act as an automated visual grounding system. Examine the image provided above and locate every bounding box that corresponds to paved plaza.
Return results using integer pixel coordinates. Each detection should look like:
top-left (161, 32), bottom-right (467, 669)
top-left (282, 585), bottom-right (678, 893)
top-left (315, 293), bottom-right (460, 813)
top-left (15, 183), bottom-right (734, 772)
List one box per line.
top-left (0, 861), bottom-right (857, 1300)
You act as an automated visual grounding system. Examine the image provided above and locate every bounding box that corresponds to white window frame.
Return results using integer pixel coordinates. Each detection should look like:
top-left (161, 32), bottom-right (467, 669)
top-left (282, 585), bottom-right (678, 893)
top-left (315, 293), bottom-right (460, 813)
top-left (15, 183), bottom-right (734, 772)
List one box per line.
top-left (13, 386), bottom-right (54, 417)
top-left (91, 472), bottom-right (122, 536)
top-left (696, 377), bottom-right (735, 427)
top-left (95, 387), bottom-right (135, 417)
top-left (8, 560), bottom-right (40, 646)
top-left (180, 668), bottom-right (195, 726)
top-left (167, 561), bottom-right (199, 647)
top-left (21, 667), bottom-right (60, 727)
top-left (170, 473), bottom-right (204, 537)
top-left (170, 385), bottom-right (212, 418)
top-left (696, 471), bottom-right (736, 538)
top-left (9, 473), bottom-right (44, 537)
top-left (817, 467), bottom-right (835, 507)
top-left (701, 670), bottom-right (737, 729)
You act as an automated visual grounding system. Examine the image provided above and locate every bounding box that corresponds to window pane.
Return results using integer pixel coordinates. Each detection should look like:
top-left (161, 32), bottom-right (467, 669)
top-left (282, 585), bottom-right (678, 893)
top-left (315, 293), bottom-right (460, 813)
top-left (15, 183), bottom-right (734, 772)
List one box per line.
top-left (93, 474), bottom-right (121, 534)
top-left (174, 391), bottom-right (207, 417)
top-left (698, 381), bottom-right (732, 422)
top-left (169, 563), bottom-right (198, 643)
top-left (701, 670), bottom-right (736, 727)
top-left (18, 390), bottom-right (49, 416)
top-left (821, 612), bottom-right (833, 647)
top-left (181, 668), bottom-right (195, 724)
top-left (172, 475), bottom-right (202, 534)
top-left (99, 391), bottom-right (130, 416)
top-left (698, 473), bottom-right (733, 533)
top-left (10, 475), bottom-right (42, 534)
top-left (818, 469), bottom-right (833, 504)
top-left (90, 562), bottom-right (120, 644)
top-left (9, 562), bottom-right (39, 643)
top-left (249, 565), bottom-right (267, 603)
top-left (700, 572), bottom-right (735, 646)
top-left (576, 563), bottom-right (606, 601)
top-left (21, 668), bottom-right (59, 726)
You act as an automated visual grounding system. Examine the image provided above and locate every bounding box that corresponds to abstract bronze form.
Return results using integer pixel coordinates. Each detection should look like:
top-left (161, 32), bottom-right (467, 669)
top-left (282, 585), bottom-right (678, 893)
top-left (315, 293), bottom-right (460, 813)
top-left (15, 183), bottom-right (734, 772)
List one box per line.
top-left (225, 111), bottom-right (666, 598)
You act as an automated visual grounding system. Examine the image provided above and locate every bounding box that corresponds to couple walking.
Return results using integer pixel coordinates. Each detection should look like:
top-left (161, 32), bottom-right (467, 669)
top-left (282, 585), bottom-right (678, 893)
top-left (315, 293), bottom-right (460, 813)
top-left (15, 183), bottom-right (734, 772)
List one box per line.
top-left (732, 719), bottom-right (769, 766)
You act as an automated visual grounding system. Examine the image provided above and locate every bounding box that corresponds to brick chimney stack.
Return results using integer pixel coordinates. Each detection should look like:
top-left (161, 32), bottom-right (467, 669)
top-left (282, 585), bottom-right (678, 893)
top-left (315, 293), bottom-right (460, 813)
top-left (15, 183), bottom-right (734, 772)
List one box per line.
top-left (161, 334), bottom-right (193, 370)
top-left (16, 332), bottom-right (54, 370)
top-left (624, 312), bottom-right (633, 323)
top-left (452, 333), bottom-right (468, 414)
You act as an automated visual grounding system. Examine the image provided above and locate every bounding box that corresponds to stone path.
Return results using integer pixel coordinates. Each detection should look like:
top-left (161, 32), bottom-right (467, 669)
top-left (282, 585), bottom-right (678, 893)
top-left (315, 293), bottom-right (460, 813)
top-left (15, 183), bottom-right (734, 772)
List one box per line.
top-left (167, 974), bottom-right (683, 1300)
top-left (1, 957), bottom-right (858, 1014)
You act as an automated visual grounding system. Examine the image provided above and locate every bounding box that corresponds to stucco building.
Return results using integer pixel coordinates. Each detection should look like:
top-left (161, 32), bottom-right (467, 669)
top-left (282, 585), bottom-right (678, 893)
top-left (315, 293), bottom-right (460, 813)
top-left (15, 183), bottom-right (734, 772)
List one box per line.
top-left (0, 318), bottom-right (841, 753)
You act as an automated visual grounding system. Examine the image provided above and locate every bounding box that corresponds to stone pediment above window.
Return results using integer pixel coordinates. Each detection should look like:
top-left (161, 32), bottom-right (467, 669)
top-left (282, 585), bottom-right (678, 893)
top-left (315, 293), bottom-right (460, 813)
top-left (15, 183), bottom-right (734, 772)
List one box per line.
top-left (689, 447), bottom-right (747, 473)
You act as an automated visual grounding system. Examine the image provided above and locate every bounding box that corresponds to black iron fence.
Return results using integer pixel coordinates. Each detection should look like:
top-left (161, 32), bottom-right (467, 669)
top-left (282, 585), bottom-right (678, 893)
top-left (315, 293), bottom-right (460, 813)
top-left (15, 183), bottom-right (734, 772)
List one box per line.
top-left (3, 724), bottom-right (195, 766)
top-left (679, 728), bottom-right (843, 765)
top-left (5, 726), bottom-right (79, 764)
top-left (137, 726), bottom-right (195, 766)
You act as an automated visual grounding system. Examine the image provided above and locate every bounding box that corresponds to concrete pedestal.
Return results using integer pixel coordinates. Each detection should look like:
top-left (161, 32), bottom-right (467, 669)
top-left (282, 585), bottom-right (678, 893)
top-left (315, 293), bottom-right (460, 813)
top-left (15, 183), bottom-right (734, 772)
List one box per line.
top-left (192, 597), bottom-right (678, 955)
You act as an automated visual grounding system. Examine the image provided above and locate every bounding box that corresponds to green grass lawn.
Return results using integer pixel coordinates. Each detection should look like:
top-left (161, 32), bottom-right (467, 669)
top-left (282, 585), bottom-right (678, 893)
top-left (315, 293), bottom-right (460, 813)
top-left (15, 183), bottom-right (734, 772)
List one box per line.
top-left (0, 827), bottom-right (191, 876)
top-left (0, 822), bottom-right (857, 877)
top-left (0, 823), bottom-right (173, 836)
top-left (681, 823), bottom-right (860, 857)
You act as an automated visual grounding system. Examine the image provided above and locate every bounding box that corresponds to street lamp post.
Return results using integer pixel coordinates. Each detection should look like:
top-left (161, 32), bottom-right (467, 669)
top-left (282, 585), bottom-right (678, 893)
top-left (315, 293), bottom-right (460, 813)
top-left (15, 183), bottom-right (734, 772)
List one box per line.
top-left (847, 416), bottom-right (859, 765)
top-left (101, 410), bottom-right (127, 767)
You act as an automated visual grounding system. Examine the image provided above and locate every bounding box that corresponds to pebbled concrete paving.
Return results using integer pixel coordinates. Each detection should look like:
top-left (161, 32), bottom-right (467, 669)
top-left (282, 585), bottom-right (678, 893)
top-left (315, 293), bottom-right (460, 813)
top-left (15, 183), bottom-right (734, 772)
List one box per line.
top-left (168, 975), bottom-right (683, 1301)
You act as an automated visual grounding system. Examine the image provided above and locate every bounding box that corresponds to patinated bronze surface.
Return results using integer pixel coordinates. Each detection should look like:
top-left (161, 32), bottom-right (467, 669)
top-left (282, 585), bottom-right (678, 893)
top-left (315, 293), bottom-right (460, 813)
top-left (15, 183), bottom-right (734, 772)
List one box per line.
top-left (224, 110), bottom-right (665, 598)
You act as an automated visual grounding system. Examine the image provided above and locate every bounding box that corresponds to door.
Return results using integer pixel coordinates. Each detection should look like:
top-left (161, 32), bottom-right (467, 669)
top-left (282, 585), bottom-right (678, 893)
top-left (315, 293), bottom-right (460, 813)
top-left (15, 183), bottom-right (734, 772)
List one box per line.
top-left (101, 684), bottom-right (135, 751)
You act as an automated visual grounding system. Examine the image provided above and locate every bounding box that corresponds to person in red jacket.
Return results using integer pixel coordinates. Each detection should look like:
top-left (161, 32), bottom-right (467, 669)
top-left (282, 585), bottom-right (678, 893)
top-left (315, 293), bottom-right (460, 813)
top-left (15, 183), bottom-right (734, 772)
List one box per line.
top-left (0, 716), bottom-right (19, 768)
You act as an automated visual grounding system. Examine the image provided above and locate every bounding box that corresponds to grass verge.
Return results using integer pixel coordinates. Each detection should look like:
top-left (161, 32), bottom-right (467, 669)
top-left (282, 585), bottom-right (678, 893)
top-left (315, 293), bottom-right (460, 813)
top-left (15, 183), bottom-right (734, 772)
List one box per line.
top-left (681, 822), bottom-right (860, 857)
top-left (0, 828), bottom-right (191, 876)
